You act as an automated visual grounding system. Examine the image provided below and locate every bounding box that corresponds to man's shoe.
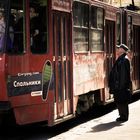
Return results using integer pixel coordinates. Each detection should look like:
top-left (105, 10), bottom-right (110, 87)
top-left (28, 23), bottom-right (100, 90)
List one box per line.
top-left (116, 117), bottom-right (128, 122)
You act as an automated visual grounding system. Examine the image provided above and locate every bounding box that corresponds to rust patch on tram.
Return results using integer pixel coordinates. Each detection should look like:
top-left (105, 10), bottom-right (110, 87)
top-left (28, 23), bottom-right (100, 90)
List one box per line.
top-left (73, 53), bottom-right (105, 96)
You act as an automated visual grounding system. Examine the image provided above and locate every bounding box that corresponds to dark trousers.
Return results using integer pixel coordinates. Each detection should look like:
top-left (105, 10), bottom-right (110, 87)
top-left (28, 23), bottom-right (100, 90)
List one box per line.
top-left (116, 102), bottom-right (129, 120)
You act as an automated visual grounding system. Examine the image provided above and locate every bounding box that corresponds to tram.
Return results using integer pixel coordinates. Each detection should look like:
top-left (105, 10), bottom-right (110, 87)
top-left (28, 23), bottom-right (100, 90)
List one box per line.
top-left (0, 0), bottom-right (140, 126)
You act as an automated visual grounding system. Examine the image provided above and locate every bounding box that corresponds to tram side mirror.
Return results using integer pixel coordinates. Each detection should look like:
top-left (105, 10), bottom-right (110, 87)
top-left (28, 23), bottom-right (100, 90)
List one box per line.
top-left (42, 60), bottom-right (52, 101)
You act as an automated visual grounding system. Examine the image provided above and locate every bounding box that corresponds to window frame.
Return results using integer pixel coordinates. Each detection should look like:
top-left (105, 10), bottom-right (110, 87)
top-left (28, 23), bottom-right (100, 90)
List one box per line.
top-left (90, 6), bottom-right (104, 52)
top-left (73, 1), bottom-right (89, 53)
top-left (72, 2), bottom-right (105, 53)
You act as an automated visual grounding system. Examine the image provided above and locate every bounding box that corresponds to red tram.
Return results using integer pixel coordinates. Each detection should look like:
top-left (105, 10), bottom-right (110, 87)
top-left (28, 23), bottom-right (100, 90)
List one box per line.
top-left (0, 0), bottom-right (140, 126)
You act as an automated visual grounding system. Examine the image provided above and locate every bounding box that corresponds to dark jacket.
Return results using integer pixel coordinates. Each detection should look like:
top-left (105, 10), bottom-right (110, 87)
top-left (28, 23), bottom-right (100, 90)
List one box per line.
top-left (108, 53), bottom-right (132, 103)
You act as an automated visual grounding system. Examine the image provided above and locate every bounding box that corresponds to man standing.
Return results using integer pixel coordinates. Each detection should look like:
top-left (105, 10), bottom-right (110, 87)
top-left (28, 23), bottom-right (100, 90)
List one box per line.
top-left (108, 44), bottom-right (132, 122)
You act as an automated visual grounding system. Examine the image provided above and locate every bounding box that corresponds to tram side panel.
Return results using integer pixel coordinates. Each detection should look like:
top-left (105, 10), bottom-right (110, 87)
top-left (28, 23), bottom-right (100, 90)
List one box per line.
top-left (7, 0), bottom-right (53, 125)
top-left (72, 1), bottom-right (120, 112)
top-left (0, 0), bottom-right (73, 126)
top-left (72, 1), bottom-right (105, 110)
top-left (0, 0), bottom-right (55, 126)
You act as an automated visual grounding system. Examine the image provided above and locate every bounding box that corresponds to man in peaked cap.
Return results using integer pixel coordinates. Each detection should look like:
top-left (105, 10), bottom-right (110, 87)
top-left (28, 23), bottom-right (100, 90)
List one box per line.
top-left (118, 44), bottom-right (129, 51)
top-left (108, 44), bottom-right (132, 122)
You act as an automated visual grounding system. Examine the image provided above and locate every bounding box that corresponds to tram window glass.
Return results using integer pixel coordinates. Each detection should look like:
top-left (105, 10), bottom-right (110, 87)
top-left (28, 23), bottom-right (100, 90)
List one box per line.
top-left (73, 2), bottom-right (88, 27)
top-left (90, 30), bottom-right (103, 51)
top-left (127, 16), bottom-right (132, 49)
top-left (30, 0), bottom-right (47, 54)
top-left (6, 0), bottom-right (25, 54)
top-left (90, 6), bottom-right (104, 51)
top-left (73, 28), bottom-right (89, 52)
top-left (73, 2), bottom-right (89, 52)
top-left (0, 1), bottom-right (6, 53)
top-left (91, 7), bottom-right (97, 28)
top-left (97, 8), bottom-right (103, 29)
top-left (116, 13), bottom-right (121, 45)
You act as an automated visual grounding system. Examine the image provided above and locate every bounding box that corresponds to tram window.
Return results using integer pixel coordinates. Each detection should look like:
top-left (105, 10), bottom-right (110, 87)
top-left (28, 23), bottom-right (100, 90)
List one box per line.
top-left (73, 2), bottom-right (89, 52)
top-left (90, 6), bottom-right (104, 51)
top-left (73, 28), bottom-right (89, 52)
top-left (97, 8), bottom-right (103, 29)
top-left (91, 7), bottom-right (103, 29)
top-left (30, 0), bottom-right (47, 54)
top-left (91, 7), bottom-right (97, 28)
top-left (90, 30), bottom-right (103, 51)
top-left (116, 13), bottom-right (121, 45)
top-left (73, 2), bottom-right (88, 27)
top-left (0, 1), bottom-right (6, 53)
top-left (7, 0), bottom-right (25, 54)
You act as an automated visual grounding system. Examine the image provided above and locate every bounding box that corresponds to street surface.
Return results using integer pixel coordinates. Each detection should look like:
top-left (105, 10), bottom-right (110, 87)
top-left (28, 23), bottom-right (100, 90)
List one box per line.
top-left (49, 95), bottom-right (140, 140)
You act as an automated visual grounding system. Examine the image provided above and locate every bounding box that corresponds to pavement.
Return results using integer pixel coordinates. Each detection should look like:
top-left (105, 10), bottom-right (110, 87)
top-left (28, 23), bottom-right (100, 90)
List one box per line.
top-left (49, 94), bottom-right (140, 140)
top-left (75, 96), bottom-right (140, 140)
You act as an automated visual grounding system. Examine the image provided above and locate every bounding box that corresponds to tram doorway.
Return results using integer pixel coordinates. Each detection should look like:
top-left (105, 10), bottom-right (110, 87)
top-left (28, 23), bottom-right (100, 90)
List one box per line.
top-left (105, 20), bottom-right (115, 99)
top-left (132, 26), bottom-right (140, 90)
top-left (105, 20), bottom-right (115, 77)
top-left (105, 20), bottom-right (116, 82)
top-left (52, 12), bottom-right (73, 121)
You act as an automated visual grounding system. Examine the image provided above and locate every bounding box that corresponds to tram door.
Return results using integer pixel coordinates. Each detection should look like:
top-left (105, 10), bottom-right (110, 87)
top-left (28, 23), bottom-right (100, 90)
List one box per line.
top-left (132, 26), bottom-right (140, 90)
top-left (105, 20), bottom-right (115, 92)
top-left (53, 12), bottom-right (73, 120)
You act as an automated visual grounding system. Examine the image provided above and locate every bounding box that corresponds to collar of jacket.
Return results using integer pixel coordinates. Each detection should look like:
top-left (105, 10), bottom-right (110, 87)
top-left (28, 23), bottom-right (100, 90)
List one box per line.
top-left (118, 53), bottom-right (126, 60)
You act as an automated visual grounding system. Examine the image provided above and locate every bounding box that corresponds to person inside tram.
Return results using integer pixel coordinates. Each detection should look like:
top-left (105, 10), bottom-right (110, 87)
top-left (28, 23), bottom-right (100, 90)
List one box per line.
top-left (0, 11), bottom-right (5, 36)
top-left (9, 14), bottom-right (15, 43)
top-left (6, 14), bottom-right (16, 52)
top-left (0, 11), bottom-right (5, 50)
top-left (30, 5), bottom-right (41, 53)
top-left (13, 11), bottom-right (24, 53)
